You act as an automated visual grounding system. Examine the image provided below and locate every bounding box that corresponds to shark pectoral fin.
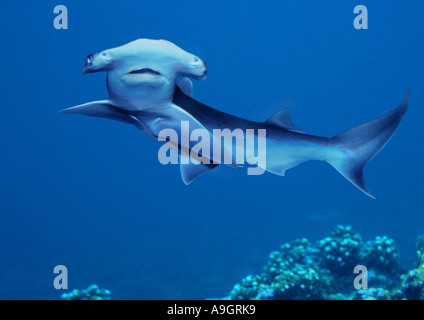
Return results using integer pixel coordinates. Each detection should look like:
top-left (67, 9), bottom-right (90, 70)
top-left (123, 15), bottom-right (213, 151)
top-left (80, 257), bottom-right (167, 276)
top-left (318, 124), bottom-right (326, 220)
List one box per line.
top-left (60, 100), bottom-right (119, 117)
top-left (60, 100), bottom-right (144, 130)
top-left (179, 152), bottom-right (219, 185)
top-left (265, 108), bottom-right (307, 134)
top-left (177, 78), bottom-right (193, 97)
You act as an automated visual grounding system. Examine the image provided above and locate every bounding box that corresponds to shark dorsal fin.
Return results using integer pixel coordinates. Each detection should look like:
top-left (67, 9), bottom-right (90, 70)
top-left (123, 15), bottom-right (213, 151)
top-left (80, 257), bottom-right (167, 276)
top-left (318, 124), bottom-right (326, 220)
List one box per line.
top-left (264, 108), bottom-right (306, 134)
top-left (177, 78), bottom-right (193, 97)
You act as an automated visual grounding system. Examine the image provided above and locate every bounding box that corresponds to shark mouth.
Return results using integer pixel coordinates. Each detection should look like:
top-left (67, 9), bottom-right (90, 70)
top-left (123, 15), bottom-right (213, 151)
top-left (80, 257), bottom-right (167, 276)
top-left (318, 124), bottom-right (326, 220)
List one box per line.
top-left (129, 68), bottom-right (162, 75)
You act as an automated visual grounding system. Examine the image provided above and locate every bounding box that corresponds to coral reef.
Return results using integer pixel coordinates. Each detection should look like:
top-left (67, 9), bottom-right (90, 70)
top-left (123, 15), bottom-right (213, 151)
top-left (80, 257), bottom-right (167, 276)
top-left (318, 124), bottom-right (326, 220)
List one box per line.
top-left (229, 238), bottom-right (333, 300)
top-left (317, 225), bottom-right (362, 276)
top-left (350, 287), bottom-right (404, 300)
top-left (227, 225), bottom-right (423, 300)
top-left (362, 236), bottom-right (402, 275)
top-left (416, 235), bottom-right (424, 268)
top-left (60, 284), bottom-right (111, 300)
top-left (61, 228), bottom-right (424, 300)
top-left (400, 235), bottom-right (424, 300)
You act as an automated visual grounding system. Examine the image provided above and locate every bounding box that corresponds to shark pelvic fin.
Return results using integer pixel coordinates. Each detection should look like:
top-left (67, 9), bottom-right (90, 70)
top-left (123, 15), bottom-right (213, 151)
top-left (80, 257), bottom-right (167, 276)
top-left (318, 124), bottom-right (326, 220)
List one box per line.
top-left (151, 103), bottom-right (240, 169)
top-left (265, 108), bottom-right (306, 134)
top-left (177, 78), bottom-right (193, 97)
top-left (179, 152), bottom-right (219, 185)
top-left (60, 100), bottom-right (144, 130)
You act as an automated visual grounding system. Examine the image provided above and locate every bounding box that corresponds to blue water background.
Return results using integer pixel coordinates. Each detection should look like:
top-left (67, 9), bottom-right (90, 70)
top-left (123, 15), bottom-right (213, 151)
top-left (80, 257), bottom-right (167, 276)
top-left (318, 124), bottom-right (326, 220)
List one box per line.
top-left (0, 0), bottom-right (423, 299)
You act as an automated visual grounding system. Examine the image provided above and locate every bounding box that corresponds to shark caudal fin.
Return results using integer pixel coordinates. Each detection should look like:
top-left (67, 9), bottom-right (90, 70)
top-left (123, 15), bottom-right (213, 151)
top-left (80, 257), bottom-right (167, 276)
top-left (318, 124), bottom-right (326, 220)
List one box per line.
top-left (328, 90), bottom-right (409, 198)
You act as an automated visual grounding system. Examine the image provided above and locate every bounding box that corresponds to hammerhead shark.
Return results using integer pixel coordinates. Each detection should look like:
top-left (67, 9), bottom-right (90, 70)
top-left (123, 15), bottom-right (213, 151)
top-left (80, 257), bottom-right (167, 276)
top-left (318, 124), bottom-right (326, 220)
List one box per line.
top-left (61, 39), bottom-right (409, 198)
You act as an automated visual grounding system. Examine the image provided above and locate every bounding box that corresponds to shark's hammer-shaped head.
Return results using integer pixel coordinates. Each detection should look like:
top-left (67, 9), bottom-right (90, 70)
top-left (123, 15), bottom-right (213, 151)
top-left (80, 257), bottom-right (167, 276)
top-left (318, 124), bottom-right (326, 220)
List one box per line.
top-left (81, 39), bottom-right (206, 110)
top-left (83, 39), bottom-right (206, 79)
top-left (61, 39), bottom-right (207, 137)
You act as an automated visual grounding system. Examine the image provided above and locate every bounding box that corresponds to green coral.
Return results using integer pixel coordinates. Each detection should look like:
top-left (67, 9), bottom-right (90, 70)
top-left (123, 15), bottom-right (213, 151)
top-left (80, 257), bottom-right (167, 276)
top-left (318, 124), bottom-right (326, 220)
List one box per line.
top-left (359, 236), bottom-right (403, 288)
top-left (317, 225), bottom-right (363, 276)
top-left (61, 284), bottom-right (111, 300)
top-left (270, 264), bottom-right (331, 300)
top-left (264, 238), bottom-right (314, 279)
top-left (229, 275), bottom-right (262, 300)
top-left (362, 236), bottom-right (401, 275)
top-left (229, 238), bottom-right (332, 300)
top-left (350, 287), bottom-right (405, 300)
top-left (415, 235), bottom-right (424, 268)
top-left (400, 267), bottom-right (424, 300)
top-left (400, 236), bottom-right (424, 300)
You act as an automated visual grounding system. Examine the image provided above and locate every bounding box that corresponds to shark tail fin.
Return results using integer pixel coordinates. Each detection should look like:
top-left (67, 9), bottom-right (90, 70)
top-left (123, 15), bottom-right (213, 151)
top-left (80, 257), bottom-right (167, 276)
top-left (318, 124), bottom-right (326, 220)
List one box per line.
top-left (328, 90), bottom-right (409, 198)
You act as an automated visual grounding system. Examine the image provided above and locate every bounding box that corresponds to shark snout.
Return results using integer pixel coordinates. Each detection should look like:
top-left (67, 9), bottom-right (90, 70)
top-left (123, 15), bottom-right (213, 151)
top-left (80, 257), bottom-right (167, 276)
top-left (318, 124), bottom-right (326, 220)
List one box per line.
top-left (201, 60), bottom-right (207, 79)
top-left (186, 57), bottom-right (207, 80)
top-left (81, 53), bottom-right (96, 74)
top-left (82, 55), bottom-right (92, 74)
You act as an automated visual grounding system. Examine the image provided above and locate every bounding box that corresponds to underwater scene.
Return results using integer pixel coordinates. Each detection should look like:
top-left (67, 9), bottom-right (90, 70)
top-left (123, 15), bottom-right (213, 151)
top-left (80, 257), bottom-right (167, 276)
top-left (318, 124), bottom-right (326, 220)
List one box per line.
top-left (1, 1), bottom-right (423, 301)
